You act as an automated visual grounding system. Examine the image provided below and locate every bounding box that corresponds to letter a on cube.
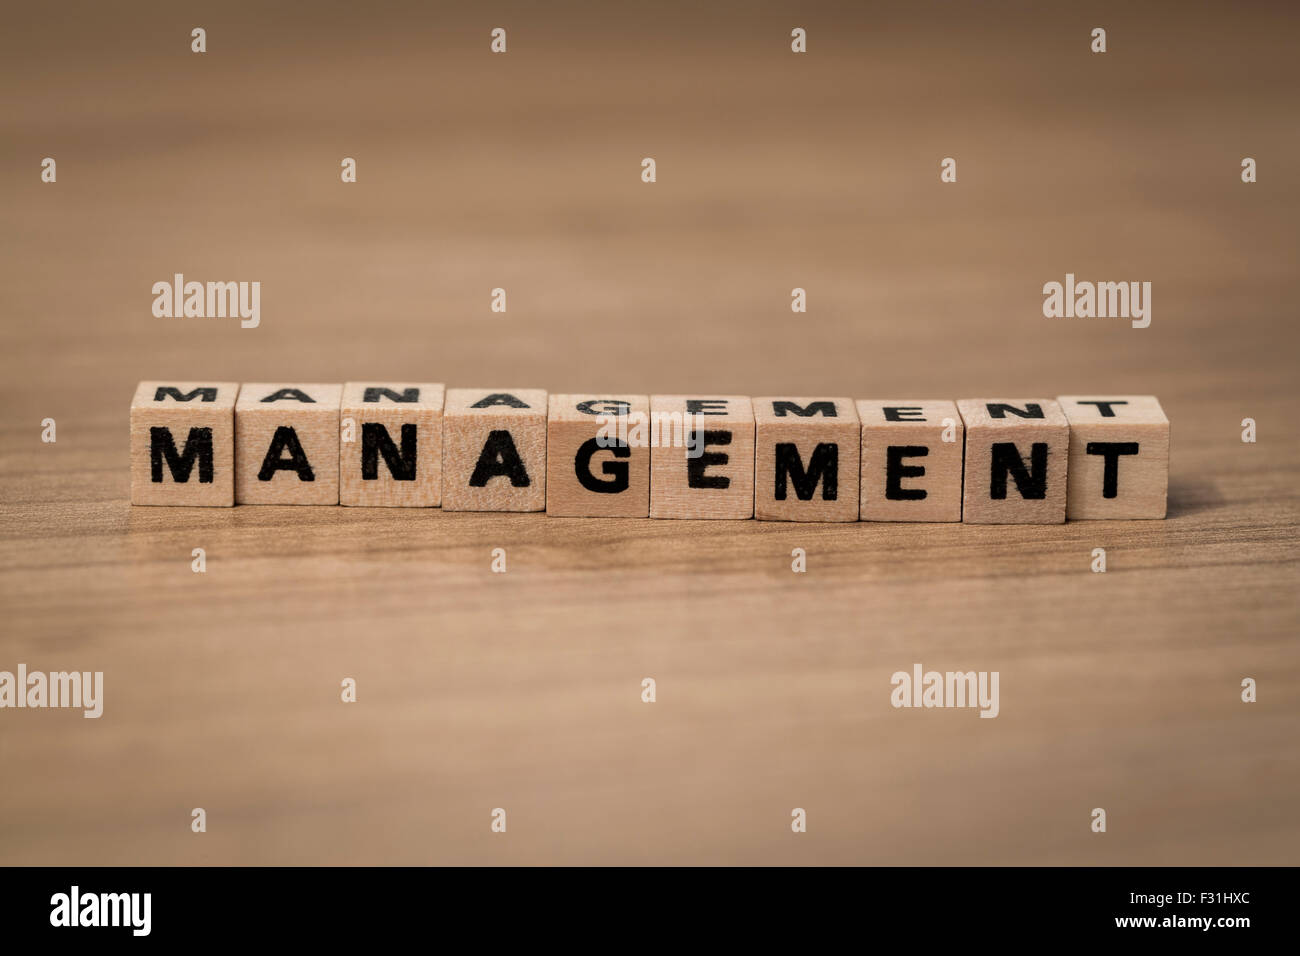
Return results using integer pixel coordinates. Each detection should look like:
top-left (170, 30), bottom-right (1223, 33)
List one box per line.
top-left (235, 384), bottom-right (342, 505)
top-left (442, 388), bottom-right (547, 512)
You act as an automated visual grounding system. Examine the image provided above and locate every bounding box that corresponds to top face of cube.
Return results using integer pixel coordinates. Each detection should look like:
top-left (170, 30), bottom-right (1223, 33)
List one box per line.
top-left (548, 394), bottom-right (649, 423)
top-left (650, 395), bottom-right (753, 423)
top-left (236, 384), bottom-right (343, 410)
top-left (132, 381), bottom-right (238, 409)
top-left (855, 399), bottom-right (960, 428)
top-left (1056, 395), bottom-right (1168, 425)
top-left (955, 399), bottom-right (1068, 429)
top-left (445, 388), bottom-right (547, 416)
top-left (341, 382), bottom-right (445, 410)
top-left (751, 397), bottom-right (859, 426)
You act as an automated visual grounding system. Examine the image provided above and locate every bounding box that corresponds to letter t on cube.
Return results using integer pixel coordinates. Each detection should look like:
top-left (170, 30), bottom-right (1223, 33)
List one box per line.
top-left (1057, 395), bottom-right (1169, 518)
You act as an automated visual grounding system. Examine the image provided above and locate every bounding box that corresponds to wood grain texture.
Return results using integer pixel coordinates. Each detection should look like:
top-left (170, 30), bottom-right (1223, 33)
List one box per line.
top-left (1, 1), bottom-right (1298, 866)
top-left (858, 399), bottom-right (964, 522)
top-left (442, 388), bottom-right (546, 512)
top-left (754, 397), bottom-right (861, 522)
top-left (649, 395), bottom-right (755, 519)
top-left (1058, 395), bottom-right (1170, 519)
top-left (958, 399), bottom-right (1070, 524)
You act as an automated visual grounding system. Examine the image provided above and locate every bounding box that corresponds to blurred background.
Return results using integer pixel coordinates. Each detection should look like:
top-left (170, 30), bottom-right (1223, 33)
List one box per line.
top-left (1, 1), bottom-right (1297, 865)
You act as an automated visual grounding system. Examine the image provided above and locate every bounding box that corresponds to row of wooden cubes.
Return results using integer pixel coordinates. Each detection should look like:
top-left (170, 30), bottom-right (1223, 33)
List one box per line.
top-left (130, 383), bottom-right (1169, 522)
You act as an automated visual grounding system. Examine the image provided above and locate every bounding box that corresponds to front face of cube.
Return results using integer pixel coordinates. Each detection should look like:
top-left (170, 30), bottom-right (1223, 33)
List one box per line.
top-left (130, 381), bottom-right (239, 506)
top-left (958, 399), bottom-right (1069, 524)
top-left (546, 395), bottom-right (650, 517)
top-left (1058, 395), bottom-right (1170, 519)
top-left (649, 396), bottom-right (755, 519)
top-left (441, 389), bottom-right (547, 512)
top-left (857, 400), bottom-right (964, 522)
top-left (753, 398), bottom-right (860, 522)
top-left (235, 384), bottom-right (342, 505)
top-left (339, 383), bottom-right (445, 508)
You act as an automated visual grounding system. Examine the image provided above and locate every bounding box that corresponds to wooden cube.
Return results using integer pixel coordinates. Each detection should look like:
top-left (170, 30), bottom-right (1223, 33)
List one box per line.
top-left (957, 399), bottom-right (1069, 524)
top-left (339, 382), bottom-right (445, 507)
top-left (857, 399), bottom-right (963, 522)
top-left (130, 381), bottom-right (238, 506)
top-left (546, 394), bottom-right (650, 517)
top-left (753, 397), bottom-right (860, 522)
top-left (1057, 395), bottom-right (1169, 519)
top-left (650, 395), bottom-right (754, 519)
top-left (235, 384), bottom-right (342, 505)
top-left (442, 388), bottom-right (547, 512)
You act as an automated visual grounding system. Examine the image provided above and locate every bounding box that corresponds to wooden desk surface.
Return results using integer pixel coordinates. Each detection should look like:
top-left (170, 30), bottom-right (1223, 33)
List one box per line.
top-left (1, 1), bottom-right (1297, 865)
